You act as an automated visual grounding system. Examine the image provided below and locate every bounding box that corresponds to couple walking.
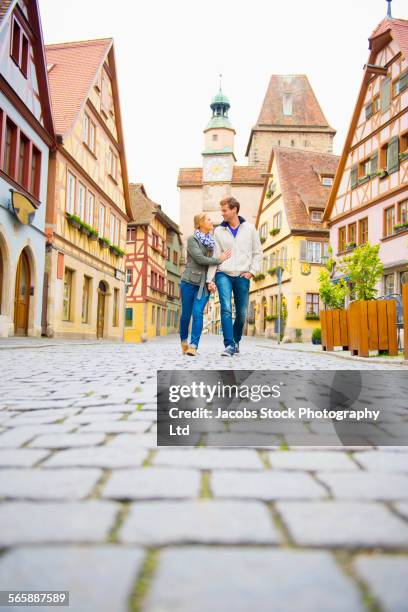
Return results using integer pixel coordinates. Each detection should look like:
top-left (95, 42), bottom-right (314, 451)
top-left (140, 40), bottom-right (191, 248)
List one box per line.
top-left (179, 196), bottom-right (262, 356)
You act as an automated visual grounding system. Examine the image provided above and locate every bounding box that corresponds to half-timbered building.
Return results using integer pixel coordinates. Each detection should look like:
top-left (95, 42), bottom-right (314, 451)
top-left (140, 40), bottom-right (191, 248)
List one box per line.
top-left (324, 15), bottom-right (408, 297)
top-left (125, 183), bottom-right (179, 342)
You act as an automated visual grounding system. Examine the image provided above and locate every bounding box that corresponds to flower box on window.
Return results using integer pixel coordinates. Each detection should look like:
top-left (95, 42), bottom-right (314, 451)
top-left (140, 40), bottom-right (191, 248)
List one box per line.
top-left (345, 241), bottom-right (356, 252)
top-left (399, 151), bottom-right (408, 161)
top-left (247, 318), bottom-right (255, 325)
top-left (377, 169), bottom-right (388, 179)
top-left (305, 312), bottom-right (320, 320)
top-left (65, 212), bottom-right (81, 229)
top-left (260, 236), bottom-right (266, 244)
top-left (265, 314), bottom-right (277, 322)
top-left (80, 222), bottom-right (91, 236)
top-left (99, 236), bottom-right (111, 249)
top-left (253, 273), bottom-right (265, 282)
top-left (267, 267), bottom-right (277, 276)
top-left (110, 244), bottom-right (125, 258)
top-left (270, 228), bottom-right (280, 236)
top-left (88, 227), bottom-right (99, 241)
top-left (394, 222), bottom-right (408, 233)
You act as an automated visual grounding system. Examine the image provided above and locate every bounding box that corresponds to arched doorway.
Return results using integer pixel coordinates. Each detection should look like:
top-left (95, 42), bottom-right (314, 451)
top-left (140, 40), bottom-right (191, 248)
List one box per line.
top-left (97, 280), bottom-right (107, 338)
top-left (14, 249), bottom-right (31, 335)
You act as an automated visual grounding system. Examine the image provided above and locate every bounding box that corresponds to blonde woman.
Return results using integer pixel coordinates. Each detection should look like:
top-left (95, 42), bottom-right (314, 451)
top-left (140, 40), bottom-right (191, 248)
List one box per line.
top-left (180, 213), bottom-right (231, 356)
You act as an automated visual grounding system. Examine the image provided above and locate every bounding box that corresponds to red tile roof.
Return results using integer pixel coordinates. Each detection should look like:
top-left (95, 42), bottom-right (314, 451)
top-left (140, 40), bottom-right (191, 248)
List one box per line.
top-left (370, 17), bottom-right (408, 60)
top-left (45, 38), bottom-right (112, 135)
top-left (177, 165), bottom-right (264, 187)
top-left (267, 147), bottom-right (339, 231)
top-left (254, 75), bottom-right (335, 131)
top-left (129, 183), bottom-right (179, 232)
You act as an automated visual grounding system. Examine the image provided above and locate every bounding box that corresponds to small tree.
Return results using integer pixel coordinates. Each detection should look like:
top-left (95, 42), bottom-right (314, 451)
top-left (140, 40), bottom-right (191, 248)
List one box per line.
top-left (338, 242), bottom-right (383, 300)
top-left (318, 268), bottom-right (348, 309)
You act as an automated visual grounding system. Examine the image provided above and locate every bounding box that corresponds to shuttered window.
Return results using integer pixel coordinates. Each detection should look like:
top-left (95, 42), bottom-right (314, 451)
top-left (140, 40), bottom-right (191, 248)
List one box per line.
top-left (365, 103), bottom-right (373, 120)
top-left (300, 240), bottom-right (307, 262)
top-left (380, 77), bottom-right (391, 112)
top-left (370, 151), bottom-right (378, 175)
top-left (387, 136), bottom-right (399, 174)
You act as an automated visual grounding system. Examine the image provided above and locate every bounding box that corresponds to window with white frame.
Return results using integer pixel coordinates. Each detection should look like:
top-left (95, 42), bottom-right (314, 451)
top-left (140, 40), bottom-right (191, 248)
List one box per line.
top-left (66, 171), bottom-right (76, 214)
top-left (273, 211), bottom-right (282, 229)
top-left (87, 192), bottom-right (95, 226)
top-left (307, 241), bottom-right (322, 263)
top-left (114, 217), bottom-right (120, 246)
top-left (306, 292), bottom-right (320, 315)
top-left (109, 212), bottom-right (115, 243)
top-left (311, 210), bottom-right (323, 221)
top-left (384, 273), bottom-right (395, 295)
top-left (77, 182), bottom-right (86, 220)
top-left (108, 147), bottom-right (118, 180)
top-left (321, 176), bottom-right (334, 187)
top-left (259, 223), bottom-right (268, 240)
top-left (98, 203), bottom-right (105, 236)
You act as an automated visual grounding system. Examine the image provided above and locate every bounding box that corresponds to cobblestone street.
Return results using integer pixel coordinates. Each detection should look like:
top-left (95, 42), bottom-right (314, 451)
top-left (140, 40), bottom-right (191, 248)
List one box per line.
top-left (0, 335), bottom-right (407, 611)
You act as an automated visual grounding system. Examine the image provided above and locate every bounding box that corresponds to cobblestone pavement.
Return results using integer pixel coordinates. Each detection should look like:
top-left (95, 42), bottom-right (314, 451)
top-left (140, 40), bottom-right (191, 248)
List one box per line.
top-left (0, 335), bottom-right (407, 612)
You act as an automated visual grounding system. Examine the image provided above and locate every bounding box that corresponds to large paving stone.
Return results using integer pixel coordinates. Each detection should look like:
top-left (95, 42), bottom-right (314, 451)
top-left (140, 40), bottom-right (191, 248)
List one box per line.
top-left (0, 448), bottom-right (50, 467)
top-left (268, 451), bottom-right (358, 471)
top-left (0, 468), bottom-right (102, 500)
top-left (0, 501), bottom-right (119, 545)
top-left (63, 413), bottom-right (123, 424)
top-left (28, 433), bottom-right (106, 449)
top-left (43, 446), bottom-right (147, 468)
top-left (119, 500), bottom-right (279, 545)
top-left (353, 451), bottom-right (408, 472)
top-left (102, 467), bottom-right (200, 500)
top-left (0, 546), bottom-right (144, 612)
top-left (107, 433), bottom-right (157, 449)
top-left (0, 425), bottom-right (76, 448)
top-left (80, 421), bottom-right (151, 433)
top-left (317, 471), bottom-right (408, 500)
top-left (276, 501), bottom-right (408, 548)
top-left (354, 555), bottom-right (408, 612)
top-left (143, 547), bottom-right (363, 612)
top-left (152, 448), bottom-right (263, 470)
top-left (211, 470), bottom-right (326, 500)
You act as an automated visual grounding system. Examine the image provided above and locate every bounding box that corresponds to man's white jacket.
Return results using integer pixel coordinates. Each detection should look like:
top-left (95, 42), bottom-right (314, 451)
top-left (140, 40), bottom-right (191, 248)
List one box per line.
top-left (206, 217), bottom-right (262, 282)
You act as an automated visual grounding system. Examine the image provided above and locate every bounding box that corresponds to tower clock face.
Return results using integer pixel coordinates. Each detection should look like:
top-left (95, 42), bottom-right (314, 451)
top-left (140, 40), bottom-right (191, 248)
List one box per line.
top-left (203, 156), bottom-right (232, 182)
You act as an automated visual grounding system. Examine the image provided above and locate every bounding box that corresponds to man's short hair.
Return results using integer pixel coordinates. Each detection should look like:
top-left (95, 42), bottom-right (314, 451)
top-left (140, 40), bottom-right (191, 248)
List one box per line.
top-left (220, 196), bottom-right (240, 213)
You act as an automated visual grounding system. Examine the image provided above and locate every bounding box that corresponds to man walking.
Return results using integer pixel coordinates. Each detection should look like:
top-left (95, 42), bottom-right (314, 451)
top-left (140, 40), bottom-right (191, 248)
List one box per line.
top-left (207, 197), bottom-right (262, 356)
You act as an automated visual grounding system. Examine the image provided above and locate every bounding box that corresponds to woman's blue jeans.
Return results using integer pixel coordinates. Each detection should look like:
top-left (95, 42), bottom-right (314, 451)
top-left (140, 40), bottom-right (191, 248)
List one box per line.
top-left (179, 280), bottom-right (210, 348)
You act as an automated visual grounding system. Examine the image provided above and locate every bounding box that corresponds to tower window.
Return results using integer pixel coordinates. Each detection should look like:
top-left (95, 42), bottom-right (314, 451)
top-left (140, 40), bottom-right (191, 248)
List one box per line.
top-left (212, 134), bottom-right (218, 141)
top-left (283, 93), bottom-right (293, 116)
top-left (291, 140), bottom-right (295, 147)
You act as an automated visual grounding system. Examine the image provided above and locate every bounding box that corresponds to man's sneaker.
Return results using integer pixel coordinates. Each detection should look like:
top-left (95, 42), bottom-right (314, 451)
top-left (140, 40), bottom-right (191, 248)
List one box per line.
top-left (221, 345), bottom-right (236, 357)
top-left (234, 343), bottom-right (240, 354)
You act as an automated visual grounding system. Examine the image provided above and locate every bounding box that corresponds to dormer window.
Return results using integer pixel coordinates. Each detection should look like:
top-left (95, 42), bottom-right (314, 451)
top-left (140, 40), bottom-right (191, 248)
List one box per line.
top-left (311, 210), bottom-right (323, 221)
top-left (321, 176), bottom-right (334, 186)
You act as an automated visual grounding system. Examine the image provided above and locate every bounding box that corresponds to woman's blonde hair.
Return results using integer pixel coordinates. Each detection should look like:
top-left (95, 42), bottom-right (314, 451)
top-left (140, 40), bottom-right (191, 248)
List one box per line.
top-left (193, 212), bottom-right (207, 230)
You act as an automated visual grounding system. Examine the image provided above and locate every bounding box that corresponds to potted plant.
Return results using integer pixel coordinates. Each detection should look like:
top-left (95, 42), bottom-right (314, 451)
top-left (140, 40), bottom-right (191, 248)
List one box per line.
top-left (99, 236), bottom-right (111, 249)
top-left (270, 228), bottom-right (280, 236)
top-left (260, 236), bottom-right (266, 244)
top-left (267, 267), bottom-right (277, 276)
top-left (265, 314), bottom-right (277, 322)
top-left (66, 212), bottom-right (81, 229)
top-left (399, 151), bottom-right (408, 161)
top-left (377, 168), bottom-right (388, 179)
top-left (345, 241), bottom-right (356, 252)
top-left (253, 273), bottom-right (265, 282)
top-left (312, 328), bottom-right (321, 345)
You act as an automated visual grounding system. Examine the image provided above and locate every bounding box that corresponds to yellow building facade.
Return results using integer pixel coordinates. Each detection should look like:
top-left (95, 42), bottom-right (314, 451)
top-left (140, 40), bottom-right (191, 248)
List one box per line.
top-left (249, 147), bottom-right (338, 341)
top-left (44, 38), bottom-right (131, 340)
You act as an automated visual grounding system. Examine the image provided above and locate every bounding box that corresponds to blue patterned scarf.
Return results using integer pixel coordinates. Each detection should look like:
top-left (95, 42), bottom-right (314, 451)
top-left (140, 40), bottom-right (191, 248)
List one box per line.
top-left (194, 229), bottom-right (216, 252)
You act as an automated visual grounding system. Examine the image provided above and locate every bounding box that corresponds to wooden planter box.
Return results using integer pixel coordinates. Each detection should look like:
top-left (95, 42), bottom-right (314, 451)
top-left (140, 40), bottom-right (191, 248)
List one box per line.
top-left (348, 300), bottom-right (398, 357)
top-left (320, 309), bottom-right (349, 351)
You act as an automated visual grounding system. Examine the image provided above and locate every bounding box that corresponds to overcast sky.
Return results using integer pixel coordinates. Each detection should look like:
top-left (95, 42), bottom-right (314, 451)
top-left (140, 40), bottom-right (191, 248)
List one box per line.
top-left (38, 0), bottom-right (406, 222)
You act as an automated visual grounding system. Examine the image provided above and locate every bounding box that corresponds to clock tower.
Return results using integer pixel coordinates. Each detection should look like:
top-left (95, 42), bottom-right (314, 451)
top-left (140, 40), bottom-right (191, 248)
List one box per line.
top-left (202, 87), bottom-right (236, 183)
